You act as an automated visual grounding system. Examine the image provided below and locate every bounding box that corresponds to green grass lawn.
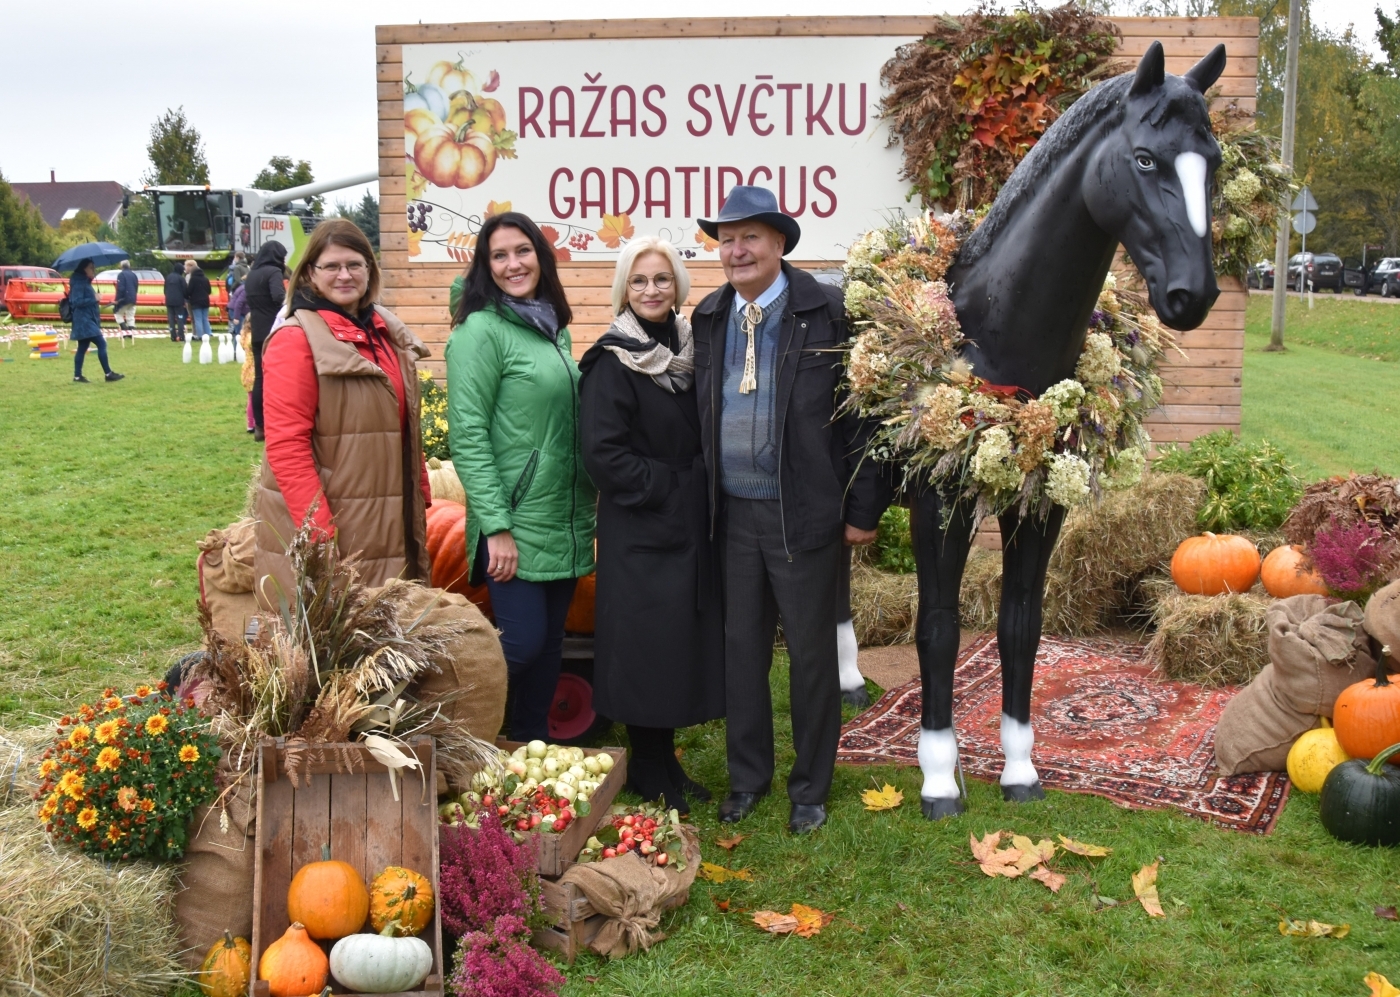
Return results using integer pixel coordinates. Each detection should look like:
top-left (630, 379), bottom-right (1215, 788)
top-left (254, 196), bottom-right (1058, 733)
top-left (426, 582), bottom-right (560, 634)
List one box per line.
top-left (1242, 294), bottom-right (1400, 481)
top-left (4, 324), bottom-right (1400, 996)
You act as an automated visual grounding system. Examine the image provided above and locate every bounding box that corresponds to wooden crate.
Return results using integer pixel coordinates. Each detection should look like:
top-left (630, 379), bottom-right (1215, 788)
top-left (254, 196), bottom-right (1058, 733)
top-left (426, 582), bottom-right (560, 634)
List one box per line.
top-left (251, 737), bottom-right (445, 997)
top-left (493, 740), bottom-right (628, 877)
top-left (531, 867), bottom-right (689, 963)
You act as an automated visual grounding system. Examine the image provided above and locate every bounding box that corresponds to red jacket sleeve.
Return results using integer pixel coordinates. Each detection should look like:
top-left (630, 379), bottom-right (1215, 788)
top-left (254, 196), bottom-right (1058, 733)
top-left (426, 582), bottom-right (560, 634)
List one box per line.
top-left (262, 328), bottom-right (334, 536)
top-left (421, 461), bottom-right (432, 508)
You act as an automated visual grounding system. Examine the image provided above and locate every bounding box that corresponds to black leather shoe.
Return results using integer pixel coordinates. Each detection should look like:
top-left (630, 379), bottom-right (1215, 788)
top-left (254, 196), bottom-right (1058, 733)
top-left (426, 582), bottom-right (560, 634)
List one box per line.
top-left (1002, 782), bottom-right (1046, 803)
top-left (841, 686), bottom-right (871, 709)
top-left (789, 803), bottom-right (827, 835)
top-left (921, 796), bottom-right (965, 820)
top-left (104, 371), bottom-right (124, 382)
top-left (718, 790), bottom-right (766, 823)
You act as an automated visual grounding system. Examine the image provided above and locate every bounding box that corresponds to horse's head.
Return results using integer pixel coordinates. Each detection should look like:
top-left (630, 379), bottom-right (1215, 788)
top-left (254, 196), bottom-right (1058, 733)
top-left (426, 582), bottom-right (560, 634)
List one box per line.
top-left (1084, 42), bottom-right (1227, 331)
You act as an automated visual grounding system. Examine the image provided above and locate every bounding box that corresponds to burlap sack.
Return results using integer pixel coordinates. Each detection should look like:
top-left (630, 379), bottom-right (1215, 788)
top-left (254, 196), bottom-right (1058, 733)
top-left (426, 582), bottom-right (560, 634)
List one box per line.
top-left (1366, 580), bottom-right (1400, 669)
top-left (174, 755), bottom-right (257, 968)
top-left (396, 585), bottom-right (508, 743)
top-left (558, 827), bottom-right (701, 959)
top-left (1215, 595), bottom-right (1375, 775)
top-left (198, 519), bottom-right (256, 594)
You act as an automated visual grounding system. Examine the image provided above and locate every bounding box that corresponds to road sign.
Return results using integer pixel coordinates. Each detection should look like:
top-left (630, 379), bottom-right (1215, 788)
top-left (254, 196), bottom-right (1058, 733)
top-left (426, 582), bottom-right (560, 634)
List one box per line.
top-left (1292, 211), bottom-right (1317, 235)
top-left (1291, 189), bottom-right (1319, 212)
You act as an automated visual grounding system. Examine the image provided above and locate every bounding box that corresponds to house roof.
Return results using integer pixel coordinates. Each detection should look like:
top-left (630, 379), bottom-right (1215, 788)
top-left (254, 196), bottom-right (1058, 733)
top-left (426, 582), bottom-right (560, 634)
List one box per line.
top-left (12, 180), bottom-right (127, 228)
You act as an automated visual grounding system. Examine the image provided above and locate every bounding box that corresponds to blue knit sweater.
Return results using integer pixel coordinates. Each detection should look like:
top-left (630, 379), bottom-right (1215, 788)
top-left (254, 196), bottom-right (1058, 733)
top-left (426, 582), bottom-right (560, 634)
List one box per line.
top-left (719, 286), bottom-right (789, 499)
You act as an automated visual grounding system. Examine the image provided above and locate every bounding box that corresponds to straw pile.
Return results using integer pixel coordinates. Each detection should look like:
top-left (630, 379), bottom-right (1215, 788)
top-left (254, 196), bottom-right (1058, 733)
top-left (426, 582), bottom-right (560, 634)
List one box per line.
top-left (1144, 586), bottom-right (1271, 686)
top-left (0, 726), bottom-right (186, 997)
top-left (850, 558), bottom-right (919, 646)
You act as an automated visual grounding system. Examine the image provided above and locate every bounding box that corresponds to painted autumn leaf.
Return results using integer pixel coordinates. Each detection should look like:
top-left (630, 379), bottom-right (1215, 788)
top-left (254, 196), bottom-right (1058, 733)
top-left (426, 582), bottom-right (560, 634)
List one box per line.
top-left (791, 903), bottom-right (835, 938)
top-left (538, 225), bottom-right (571, 262)
top-left (969, 831), bottom-right (1023, 878)
top-left (1057, 835), bottom-right (1111, 857)
top-left (597, 213), bottom-right (635, 249)
top-left (752, 910), bottom-right (800, 934)
top-left (699, 862), bottom-right (753, 884)
top-left (862, 783), bottom-right (904, 811)
top-left (1279, 918), bottom-right (1350, 939)
top-left (715, 833), bottom-right (746, 851)
top-left (695, 228), bottom-right (719, 252)
top-left (1030, 866), bottom-right (1066, 893)
top-left (484, 200), bottom-right (512, 217)
top-left (482, 69), bottom-right (500, 92)
top-left (1132, 862), bottom-right (1165, 917)
top-left (1367, 971), bottom-right (1400, 997)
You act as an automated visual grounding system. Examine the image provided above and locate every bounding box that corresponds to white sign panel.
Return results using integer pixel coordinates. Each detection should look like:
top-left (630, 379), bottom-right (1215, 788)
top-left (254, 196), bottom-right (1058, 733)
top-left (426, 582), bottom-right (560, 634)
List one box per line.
top-left (401, 36), bottom-right (918, 264)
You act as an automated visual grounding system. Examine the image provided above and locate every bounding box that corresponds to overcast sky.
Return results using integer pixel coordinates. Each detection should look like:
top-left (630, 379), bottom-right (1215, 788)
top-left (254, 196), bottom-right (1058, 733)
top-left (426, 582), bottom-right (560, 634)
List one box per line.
top-left (0, 0), bottom-right (1386, 210)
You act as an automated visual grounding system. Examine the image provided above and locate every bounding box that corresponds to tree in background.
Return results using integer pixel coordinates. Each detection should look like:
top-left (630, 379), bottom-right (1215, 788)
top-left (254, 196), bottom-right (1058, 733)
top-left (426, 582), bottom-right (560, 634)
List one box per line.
top-left (335, 190), bottom-right (380, 251)
top-left (116, 196), bottom-right (161, 271)
top-left (144, 107), bottom-right (209, 186)
top-left (0, 169), bottom-right (55, 265)
top-left (252, 156), bottom-right (322, 213)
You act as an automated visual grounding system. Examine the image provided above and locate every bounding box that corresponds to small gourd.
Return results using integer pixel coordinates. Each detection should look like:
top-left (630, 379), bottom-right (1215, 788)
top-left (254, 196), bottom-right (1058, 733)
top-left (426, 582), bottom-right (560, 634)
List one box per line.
top-left (257, 921), bottom-right (328, 997)
top-left (197, 930), bottom-right (251, 997)
top-left (1333, 644), bottom-right (1400, 763)
top-left (329, 920), bottom-right (434, 994)
top-left (426, 457), bottom-right (467, 505)
top-left (1260, 544), bottom-right (1329, 598)
top-left (369, 865), bottom-right (435, 935)
top-left (1170, 532), bottom-right (1261, 596)
top-left (286, 843), bottom-right (369, 940)
top-left (1319, 741), bottom-right (1400, 845)
top-left (1285, 718), bottom-right (1349, 793)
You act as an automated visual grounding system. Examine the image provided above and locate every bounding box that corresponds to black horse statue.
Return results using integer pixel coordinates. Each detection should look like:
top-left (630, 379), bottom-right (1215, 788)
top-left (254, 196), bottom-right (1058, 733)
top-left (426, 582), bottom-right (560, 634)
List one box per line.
top-left (912, 41), bottom-right (1228, 819)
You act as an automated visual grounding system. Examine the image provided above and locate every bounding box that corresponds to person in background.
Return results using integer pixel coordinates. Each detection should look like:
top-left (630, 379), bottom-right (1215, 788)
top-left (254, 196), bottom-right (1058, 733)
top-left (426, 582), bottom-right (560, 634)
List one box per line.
top-left (163, 262), bottom-right (187, 342)
top-left (227, 251), bottom-right (250, 293)
top-left (252, 219), bottom-right (432, 603)
top-left (228, 279), bottom-right (249, 341)
top-left (113, 260), bottom-right (139, 342)
top-left (184, 260), bottom-right (213, 342)
top-left (244, 241), bottom-right (289, 443)
top-left (445, 212), bottom-right (596, 743)
top-left (579, 236), bottom-right (723, 816)
top-left (69, 259), bottom-right (123, 383)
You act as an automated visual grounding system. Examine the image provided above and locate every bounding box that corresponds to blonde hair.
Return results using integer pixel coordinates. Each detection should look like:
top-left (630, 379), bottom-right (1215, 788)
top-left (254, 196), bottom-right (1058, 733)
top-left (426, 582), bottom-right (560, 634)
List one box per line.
top-left (281, 218), bottom-right (381, 317)
top-left (610, 237), bottom-right (691, 316)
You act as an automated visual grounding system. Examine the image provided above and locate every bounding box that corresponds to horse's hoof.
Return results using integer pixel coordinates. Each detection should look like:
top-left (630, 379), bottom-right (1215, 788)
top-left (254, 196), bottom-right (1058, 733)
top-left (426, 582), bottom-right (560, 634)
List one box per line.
top-left (921, 796), bottom-right (965, 820)
top-left (1001, 782), bottom-right (1046, 803)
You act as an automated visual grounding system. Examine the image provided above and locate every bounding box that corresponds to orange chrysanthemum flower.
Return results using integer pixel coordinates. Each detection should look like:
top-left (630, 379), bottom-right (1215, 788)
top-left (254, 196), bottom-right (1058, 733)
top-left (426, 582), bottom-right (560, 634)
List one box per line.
top-left (95, 747), bottom-right (122, 772)
top-left (69, 725), bottom-right (91, 745)
top-left (178, 744), bottom-right (200, 764)
top-left (38, 794), bottom-right (59, 820)
top-left (133, 684), bottom-right (152, 698)
top-left (139, 797), bottom-right (156, 812)
top-left (38, 759), bottom-right (58, 778)
top-left (107, 823), bottom-right (123, 843)
top-left (115, 786), bottom-right (139, 812)
top-left (76, 807), bottom-right (99, 830)
top-left (144, 714), bottom-right (169, 736)
top-left (103, 697), bottom-right (123, 713)
top-left (56, 770), bottom-right (85, 800)
top-left (94, 720), bottom-right (120, 745)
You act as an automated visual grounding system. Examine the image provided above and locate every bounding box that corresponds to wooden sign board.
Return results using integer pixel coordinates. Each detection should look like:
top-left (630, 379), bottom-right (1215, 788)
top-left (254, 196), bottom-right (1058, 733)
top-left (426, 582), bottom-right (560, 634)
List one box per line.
top-left (376, 15), bottom-right (1258, 443)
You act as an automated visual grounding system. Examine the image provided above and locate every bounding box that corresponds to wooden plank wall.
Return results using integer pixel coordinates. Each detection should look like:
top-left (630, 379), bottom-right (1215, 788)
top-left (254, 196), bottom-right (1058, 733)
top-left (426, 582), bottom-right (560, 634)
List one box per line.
top-left (375, 15), bottom-right (1256, 445)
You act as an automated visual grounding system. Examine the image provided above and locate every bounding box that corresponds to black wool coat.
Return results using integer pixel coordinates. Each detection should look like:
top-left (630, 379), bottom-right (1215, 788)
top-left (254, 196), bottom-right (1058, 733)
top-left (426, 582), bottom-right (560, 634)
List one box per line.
top-left (578, 340), bottom-right (725, 729)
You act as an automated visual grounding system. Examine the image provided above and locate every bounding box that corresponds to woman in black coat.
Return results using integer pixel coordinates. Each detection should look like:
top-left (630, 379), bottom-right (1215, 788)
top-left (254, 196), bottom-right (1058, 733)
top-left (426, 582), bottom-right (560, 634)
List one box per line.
top-left (579, 237), bottom-right (724, 815)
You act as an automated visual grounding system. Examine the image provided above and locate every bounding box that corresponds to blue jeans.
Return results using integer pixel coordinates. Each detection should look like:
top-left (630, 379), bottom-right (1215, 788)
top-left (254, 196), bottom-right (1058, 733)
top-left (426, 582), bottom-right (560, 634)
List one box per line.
top-left (190, 307), bottom-right (212, 340)
top-left (74, 335), bottom-right (111, 377)
top-left (476, 536), bottom-right (577, 742)
top-left (229, 315), bottom-right (245, 338)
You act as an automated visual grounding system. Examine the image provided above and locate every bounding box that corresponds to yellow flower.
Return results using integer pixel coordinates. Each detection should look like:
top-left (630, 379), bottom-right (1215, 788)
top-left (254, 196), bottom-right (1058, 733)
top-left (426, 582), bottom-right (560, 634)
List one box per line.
top-left (76, 807), bottom-right (99, 830)
top-left (133, 684), bottom-right (153, 697)
top-left (95, 747), bottom-right (122, 772)
top-left (107, 824), bottom-right (123, 843)
top-left (144, 714), bottom-right (169, 736)
top-left (179, 744), bottom-right (200, 764)
top-left (103, 697), bottom-right (123, 713)
top-left (38, 794), bottom-right (59, 820)
top-left (94, 720), bottom-right (120, 745)
top-left (115, 786), bottom-right (139, 812)
top-left (69, 725), bottom-right (91, 745)
top-left (57, 770), bottom-right (85, 800)
top-left (38, 759), bottom-right (58, 778)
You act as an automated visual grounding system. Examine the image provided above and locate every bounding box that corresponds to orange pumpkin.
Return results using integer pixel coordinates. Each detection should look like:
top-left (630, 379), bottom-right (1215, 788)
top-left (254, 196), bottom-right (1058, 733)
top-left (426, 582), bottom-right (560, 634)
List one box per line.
top-left (1260, 544), bottom-right (1330, 598)
top-left (566, 572), bottom-right (596, 635)
top-left (369, 865), bottom-right (435, 934)
top-left (257, 922), bottom-right (328, 997)
top-left (197, 930), bottom-right (251, 997)
top-left (285, 844), bottom-right (369, 940)
top-left (1333, 652), bottom-right (1400, 762)
top-left (1170, 532), bottom-right (1261, 596)
top-left (425, 500), bottom-right (492, 618)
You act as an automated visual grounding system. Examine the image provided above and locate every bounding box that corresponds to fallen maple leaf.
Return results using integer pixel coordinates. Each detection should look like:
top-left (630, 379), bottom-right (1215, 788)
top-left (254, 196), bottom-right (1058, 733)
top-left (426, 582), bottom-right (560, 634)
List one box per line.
top-left (969, 831), bottom-right (1024, 878)
top-left (1057, 834), bottom-right (1112, 857)
top-left (1376, 905), bottom-right (1399, 922)
top-left (715, 833), bottom-right (746, 851)
top-left (1011, 835), bottom-right (1055, 874)
top-left (1030, 866), bottom-right (1066, 893)
top-left (699, 862), bottom-right (753, 884)
top-left (752, 910), bottom-right (800, 934)
top-left (1367, 972), bottom-right (1400, 997)
top-left (596, 213), bottom-right (635, 249)
top-left (791, 903), bottom-right (834, 938)
top-left (1279, 918), bottom-right (1350, 939)
top-left (1132, 862), bottom-right (1165, 917)
top-left (862, 783), bottom-right (904, 811)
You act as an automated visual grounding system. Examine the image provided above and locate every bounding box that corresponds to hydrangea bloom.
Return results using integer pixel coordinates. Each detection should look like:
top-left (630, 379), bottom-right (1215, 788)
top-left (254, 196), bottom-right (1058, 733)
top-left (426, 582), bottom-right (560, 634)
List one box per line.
top-left (1075, 332), bottom-right (1122, 385)
top-left (1046, 453), bottom-right (1092, 507)
top-left (1223, 169), bottom-right (1262, 208)
top-left (971, 426), bottom-right (1024, 493)
top-left (1040, 379), bottom-right (1086, 425)
top-left (1101, 446), bottom-right (1146, 490)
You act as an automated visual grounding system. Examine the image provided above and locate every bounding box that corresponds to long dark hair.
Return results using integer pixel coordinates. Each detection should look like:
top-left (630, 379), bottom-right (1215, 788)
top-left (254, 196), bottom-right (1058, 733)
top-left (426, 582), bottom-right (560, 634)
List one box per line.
top-left (452, 212), bottom-right (572, 329)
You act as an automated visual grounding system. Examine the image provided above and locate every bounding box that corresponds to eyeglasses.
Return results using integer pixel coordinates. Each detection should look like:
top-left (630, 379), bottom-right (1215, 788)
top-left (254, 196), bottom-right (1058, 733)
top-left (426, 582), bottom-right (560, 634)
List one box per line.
top-left (313, 262), bottom-right (368, 276)
top-left (628, 273), bottom-right (674, 292)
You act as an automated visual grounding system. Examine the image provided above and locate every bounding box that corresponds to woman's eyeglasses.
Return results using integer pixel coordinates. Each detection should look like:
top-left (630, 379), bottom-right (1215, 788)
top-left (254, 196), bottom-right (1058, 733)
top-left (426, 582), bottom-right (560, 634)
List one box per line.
top-left (628, 273), bottom-right (674, 291)
top-left (313, 262), bottom-right (368, 276)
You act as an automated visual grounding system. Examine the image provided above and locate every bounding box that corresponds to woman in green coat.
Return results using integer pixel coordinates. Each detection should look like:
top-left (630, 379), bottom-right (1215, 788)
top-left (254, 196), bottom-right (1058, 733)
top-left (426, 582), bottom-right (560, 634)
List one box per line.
top-left (445, 212), bottom-right (596, 741)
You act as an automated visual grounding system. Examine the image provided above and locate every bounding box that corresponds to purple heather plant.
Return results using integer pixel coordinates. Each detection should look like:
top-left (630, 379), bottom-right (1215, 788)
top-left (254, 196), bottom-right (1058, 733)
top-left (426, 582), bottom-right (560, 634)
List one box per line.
top-left (452, 914), bottom-right (565, 997)
top-left (1309, 515), bottom-right (1399, 600)
top-left (438, 809), bottom-right (547, 937)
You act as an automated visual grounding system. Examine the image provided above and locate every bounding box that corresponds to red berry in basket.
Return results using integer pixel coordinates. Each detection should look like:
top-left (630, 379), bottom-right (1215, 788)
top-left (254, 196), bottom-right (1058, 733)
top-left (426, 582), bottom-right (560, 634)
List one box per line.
top-left (482, 795), bottom-right (494, 807)
top-left (643, 819), bottom-right (656, 831)
top-left (622, 815), bottom-right (635, 827)
top-left (603, 847), bottom-right (617, 858)
top-left (616, 842), bottom-right (630, 854)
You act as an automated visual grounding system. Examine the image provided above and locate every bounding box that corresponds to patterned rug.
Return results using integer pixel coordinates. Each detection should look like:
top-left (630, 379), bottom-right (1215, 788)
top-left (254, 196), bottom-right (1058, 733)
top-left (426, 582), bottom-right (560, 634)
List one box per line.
top-left (838, 634), bottom-right (1289, 834)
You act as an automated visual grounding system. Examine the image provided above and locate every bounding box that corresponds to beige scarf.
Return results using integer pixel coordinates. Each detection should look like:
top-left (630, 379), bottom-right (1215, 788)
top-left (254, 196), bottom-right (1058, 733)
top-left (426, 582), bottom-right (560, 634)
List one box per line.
top-left (598, 309), bottom-right (695, 393)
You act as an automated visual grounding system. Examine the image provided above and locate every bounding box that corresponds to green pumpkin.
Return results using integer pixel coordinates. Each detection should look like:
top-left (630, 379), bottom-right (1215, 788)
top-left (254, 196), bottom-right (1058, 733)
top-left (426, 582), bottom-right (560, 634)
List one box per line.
top-left (1319, 742), bottom-right (1400, 846)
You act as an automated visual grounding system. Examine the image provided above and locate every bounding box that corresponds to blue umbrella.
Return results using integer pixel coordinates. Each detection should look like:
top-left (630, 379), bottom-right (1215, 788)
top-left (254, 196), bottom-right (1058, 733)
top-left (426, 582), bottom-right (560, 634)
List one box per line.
top-left (53, 241), bottom-right (128, 272)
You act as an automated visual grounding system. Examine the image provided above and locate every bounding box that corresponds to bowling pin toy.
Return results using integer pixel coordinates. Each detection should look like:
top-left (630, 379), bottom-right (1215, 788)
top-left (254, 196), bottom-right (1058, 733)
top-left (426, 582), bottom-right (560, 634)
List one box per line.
top-left (198, 337), bottom-right (212, 364)
top-left (182, 338), bottom-right (193, 363)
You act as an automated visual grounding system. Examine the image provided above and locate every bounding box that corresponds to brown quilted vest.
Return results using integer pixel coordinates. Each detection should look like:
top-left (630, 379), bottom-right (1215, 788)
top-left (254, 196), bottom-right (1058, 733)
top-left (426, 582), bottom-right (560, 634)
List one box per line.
top-left (253, 306), bottom-right (432, 610)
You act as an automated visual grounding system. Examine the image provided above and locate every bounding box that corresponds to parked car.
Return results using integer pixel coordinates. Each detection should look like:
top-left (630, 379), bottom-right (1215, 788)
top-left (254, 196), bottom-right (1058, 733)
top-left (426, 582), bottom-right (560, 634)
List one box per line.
top-left (95, 268), bottom-right (164, 282)
top-left (1342, 256), bottom-right (1400, 296)
top-left (0, 265), bottom-right (61, 310)
top-left (1245, 259), bottom-right (1275, 289)
top-left (1287, 252), bottom-right (1344, 292)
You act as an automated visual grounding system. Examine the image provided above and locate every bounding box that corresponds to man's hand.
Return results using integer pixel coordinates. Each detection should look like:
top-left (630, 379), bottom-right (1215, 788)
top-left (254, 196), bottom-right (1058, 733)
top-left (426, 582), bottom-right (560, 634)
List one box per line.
top-left (844, 523), bottom-right (879, 546)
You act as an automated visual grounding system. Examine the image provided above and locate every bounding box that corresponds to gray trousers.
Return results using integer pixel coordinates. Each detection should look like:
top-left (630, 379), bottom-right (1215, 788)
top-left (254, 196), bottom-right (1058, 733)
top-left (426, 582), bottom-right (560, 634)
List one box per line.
top-left (722, 497), bottom-right (843, 805)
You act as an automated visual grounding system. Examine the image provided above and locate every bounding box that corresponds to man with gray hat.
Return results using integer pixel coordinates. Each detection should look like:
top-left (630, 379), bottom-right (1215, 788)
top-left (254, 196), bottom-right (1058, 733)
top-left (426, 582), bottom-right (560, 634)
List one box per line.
top-left (691, 186), bottom-right (887, 834)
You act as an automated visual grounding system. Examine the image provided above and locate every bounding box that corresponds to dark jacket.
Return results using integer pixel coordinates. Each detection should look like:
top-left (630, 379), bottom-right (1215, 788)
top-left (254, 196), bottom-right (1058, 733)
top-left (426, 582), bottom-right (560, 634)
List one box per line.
top-left (163, 269), bottom-right (186, 308)
top-left (114, 268), bottom-right (139, 308)
top-left (185, 268), bottom-right (212, 310)
top-left (578, 323), bottom-right (725, 728)
top-left (68, 271), bottom-right (102, 341)
top-left (245, 242), bottom-right (288, 343)
top-left (691, 262), bottom-right (887, 553)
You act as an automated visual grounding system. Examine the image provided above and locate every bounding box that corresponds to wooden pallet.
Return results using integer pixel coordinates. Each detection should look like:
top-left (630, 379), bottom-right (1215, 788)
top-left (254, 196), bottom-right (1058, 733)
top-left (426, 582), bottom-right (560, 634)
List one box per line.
top-left (251, 737), bottom-right (445, 997)
top-left (531, 868), bottom-right (689, 963)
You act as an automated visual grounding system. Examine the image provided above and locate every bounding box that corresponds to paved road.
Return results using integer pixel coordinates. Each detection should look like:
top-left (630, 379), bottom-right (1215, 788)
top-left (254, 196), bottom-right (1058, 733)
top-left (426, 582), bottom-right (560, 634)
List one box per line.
top-left (1247, 287), bottom-right (1400, 304)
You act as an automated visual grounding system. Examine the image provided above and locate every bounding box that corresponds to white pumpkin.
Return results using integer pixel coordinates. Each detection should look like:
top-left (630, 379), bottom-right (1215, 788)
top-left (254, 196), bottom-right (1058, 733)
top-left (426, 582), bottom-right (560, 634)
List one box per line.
top-left (426, 457), bottom-right (466, 505)
top-left (328, 923), bottom-right (433, 994)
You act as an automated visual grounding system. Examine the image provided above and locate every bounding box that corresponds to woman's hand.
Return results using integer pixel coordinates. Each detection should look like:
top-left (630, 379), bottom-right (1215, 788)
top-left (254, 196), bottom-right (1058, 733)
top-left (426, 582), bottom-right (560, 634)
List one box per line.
top-left (486, 530), bottom-right (519, 582)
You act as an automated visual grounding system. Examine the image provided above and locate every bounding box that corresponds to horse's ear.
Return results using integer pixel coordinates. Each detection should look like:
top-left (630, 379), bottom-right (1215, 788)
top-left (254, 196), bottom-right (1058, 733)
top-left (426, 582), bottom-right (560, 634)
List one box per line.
top-left (1184, 44), bottom-right (1228, 93)
top-left (1130, 41), bottom-right (1165, 96)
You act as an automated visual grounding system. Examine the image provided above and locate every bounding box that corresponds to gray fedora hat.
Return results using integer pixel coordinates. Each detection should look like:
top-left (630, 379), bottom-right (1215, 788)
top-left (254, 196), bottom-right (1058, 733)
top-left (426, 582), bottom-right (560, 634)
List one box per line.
top-left (697, 185), bottom-right (801, 255)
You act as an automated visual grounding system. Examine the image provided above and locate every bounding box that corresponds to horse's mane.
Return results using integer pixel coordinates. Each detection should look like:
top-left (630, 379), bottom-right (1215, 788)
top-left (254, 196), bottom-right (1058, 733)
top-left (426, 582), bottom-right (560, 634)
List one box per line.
top-left (958, 74), bottom-right (1134, 266)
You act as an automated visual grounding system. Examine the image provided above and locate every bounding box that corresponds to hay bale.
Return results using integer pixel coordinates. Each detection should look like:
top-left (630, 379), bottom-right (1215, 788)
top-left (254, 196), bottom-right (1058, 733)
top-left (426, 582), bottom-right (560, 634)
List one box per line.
top-left (959, 547), bottom-right (1001, 631)
top-left (1145, 591), bottom-right (1271, 686)
top-left (0, 726), bottom-right (187, 997)
top-left (850, 561), bottom-right (919, 646)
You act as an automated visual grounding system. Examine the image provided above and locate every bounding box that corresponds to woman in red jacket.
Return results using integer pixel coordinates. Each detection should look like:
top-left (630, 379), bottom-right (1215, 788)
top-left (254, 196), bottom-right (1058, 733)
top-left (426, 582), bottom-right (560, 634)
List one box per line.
top-left (252, 219), bottom-right (433, 605)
